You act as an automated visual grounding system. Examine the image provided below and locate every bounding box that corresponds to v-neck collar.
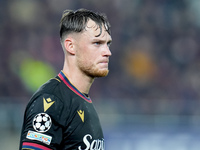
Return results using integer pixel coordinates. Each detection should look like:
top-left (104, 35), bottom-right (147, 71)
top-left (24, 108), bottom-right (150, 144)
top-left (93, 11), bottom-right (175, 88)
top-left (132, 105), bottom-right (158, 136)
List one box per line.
top-left (58, 71), bottom-right (92, 103)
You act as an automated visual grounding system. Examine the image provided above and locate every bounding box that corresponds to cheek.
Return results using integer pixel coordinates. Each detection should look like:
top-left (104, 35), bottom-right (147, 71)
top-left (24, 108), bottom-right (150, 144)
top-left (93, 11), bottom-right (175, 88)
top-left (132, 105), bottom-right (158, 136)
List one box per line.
top-left (77, 53), bottom-right (93, 68)
top-left (77, 45), bottom-right (100, 64)
top-left (84, 52), bottom-right (98, 63)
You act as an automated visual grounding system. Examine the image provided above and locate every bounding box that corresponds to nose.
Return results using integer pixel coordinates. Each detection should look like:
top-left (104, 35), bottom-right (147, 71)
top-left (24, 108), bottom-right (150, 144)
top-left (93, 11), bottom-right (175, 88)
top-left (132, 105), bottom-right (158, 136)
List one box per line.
top-left (102, 45), bottom-right (112, 57)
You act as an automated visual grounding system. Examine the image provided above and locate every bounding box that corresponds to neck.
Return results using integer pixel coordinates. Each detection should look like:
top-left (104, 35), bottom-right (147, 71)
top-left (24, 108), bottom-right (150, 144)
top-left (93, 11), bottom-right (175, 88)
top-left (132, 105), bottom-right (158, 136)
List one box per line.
top-left (62, 61), bottom-right (94, 94)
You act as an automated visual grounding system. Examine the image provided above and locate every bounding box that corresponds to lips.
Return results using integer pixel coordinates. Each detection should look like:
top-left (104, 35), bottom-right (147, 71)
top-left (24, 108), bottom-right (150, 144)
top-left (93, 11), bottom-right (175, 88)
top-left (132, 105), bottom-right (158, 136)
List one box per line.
top-left (98, 61), bottom-right (109, 69)
top-left (99, 59), bottom-right (109, 64)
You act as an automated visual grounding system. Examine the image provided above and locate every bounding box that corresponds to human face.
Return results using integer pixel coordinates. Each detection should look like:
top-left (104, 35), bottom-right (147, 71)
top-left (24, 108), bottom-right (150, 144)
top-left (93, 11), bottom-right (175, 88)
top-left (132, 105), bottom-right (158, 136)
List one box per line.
top-left (75, 19), bottom-right (112, 78)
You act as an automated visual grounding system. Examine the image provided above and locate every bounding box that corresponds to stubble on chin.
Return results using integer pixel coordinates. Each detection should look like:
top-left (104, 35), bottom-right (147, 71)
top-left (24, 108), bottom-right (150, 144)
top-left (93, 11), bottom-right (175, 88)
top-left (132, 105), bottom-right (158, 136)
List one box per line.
top-left (91, 68), bottom-right (109, 78)
top-left (78, 61), bottom-right (109, 78)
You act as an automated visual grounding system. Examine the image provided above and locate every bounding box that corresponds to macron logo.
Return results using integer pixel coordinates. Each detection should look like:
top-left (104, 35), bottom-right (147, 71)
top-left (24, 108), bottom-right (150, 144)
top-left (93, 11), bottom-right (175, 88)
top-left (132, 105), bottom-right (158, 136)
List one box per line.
top-left (43, 98), bottom-right (55, 112)
top-left (77, 110), bottom-right (84, 122)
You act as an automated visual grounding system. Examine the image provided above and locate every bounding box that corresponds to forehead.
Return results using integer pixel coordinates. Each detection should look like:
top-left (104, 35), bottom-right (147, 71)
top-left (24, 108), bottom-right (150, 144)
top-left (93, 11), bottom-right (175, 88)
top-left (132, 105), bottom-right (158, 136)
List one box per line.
top-left (83, 19), bottom-right (111, 40)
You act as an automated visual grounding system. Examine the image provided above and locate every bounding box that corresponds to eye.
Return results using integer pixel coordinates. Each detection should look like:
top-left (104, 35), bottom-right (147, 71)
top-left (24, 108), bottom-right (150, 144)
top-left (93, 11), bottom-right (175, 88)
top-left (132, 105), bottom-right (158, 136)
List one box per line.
top-left (93, 41), bottom-right (102, 46)
top-left (94, 42), bottom-right (101, 45)
top-left (107, 41), bottom-right (112, 47)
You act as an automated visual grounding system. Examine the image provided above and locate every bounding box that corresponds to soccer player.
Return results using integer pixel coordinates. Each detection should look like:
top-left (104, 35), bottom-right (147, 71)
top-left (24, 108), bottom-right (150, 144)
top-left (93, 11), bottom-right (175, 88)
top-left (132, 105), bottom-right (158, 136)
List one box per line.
top-left (19, 8), bottom-right (112, 150)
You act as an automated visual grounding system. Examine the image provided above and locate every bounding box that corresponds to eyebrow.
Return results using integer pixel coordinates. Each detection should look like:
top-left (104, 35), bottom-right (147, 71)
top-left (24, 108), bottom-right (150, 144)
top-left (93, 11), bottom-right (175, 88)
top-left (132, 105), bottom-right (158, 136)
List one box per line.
top-left (92, 38), bottom-right (112, 44)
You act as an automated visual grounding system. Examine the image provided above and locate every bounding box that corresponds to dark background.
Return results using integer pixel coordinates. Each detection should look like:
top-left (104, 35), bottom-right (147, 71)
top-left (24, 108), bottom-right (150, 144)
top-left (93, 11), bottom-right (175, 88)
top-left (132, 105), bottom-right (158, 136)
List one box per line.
top-left (1, 0), bottom-right (200, 149)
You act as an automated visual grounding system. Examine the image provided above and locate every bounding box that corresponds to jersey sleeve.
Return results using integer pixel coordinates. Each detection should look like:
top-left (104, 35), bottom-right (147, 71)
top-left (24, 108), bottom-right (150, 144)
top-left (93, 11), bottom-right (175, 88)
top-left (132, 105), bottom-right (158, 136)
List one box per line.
top-left (19, 93), bottom-right (67, 150)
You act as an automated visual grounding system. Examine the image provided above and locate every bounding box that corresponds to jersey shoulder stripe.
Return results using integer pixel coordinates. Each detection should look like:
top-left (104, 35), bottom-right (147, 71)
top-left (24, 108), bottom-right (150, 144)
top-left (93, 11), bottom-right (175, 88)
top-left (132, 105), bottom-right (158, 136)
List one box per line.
top-left (22, 142), bottom-right (51, 150)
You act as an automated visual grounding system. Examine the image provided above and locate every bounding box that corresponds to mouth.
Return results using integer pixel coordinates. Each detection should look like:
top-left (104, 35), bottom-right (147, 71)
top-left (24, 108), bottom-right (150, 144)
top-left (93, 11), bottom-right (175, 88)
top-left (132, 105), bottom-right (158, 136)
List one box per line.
top-left (99, 59), bottom-right (109, 64)
top-left (100, 61), bottom-right (108, 64)
top-left (99, 62), bottom-right (109, 67)
top-left (98, 60), bottom-right (109, 69)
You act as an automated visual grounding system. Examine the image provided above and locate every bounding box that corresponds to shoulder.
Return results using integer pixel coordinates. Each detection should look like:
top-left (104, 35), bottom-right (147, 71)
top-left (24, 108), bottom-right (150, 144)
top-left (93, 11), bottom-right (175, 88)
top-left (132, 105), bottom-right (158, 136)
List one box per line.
top-left (24, 77), bottom-right (71, 126)
top-left (30, 76), bottom-right (72, 105)
top-left (35, 77), bottom-right (62, 96)
top-left (24, 94), bottom-right (63, 126)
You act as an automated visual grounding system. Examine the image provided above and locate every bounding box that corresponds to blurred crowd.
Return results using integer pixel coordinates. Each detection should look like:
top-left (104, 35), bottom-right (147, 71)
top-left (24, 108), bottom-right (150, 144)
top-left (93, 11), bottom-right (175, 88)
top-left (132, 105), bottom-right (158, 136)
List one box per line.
top-left (1, 0), bottom-right (200, 116)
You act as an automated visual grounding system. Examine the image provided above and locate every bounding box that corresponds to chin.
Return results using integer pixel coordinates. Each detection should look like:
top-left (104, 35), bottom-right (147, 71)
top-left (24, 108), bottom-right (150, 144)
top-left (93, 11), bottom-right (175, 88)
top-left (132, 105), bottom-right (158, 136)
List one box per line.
top-left (96, 69), bottom-right (109, 77)
top-left (88, 69), bottom-right (109, 78)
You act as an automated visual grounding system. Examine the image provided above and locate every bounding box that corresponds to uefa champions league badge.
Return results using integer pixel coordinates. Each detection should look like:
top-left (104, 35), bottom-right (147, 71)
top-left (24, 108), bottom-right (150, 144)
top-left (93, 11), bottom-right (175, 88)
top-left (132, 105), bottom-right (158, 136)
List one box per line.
top-left (33, 113), bottom-right (52, 133)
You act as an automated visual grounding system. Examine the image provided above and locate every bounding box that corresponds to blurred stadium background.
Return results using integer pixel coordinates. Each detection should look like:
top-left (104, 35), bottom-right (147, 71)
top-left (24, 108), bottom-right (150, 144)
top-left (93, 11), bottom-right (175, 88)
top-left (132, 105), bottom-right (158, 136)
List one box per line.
top-left (1, 0), bottom-right (200, 149)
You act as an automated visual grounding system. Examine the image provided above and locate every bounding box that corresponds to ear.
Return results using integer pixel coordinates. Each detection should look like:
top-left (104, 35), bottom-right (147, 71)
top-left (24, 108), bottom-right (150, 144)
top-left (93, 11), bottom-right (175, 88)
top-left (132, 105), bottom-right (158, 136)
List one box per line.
top-left (64, 38), bottom-right (75, 55)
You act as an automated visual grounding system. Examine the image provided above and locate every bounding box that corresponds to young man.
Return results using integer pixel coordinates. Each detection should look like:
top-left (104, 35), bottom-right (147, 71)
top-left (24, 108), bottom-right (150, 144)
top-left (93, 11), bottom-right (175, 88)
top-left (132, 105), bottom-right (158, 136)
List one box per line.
top-left (19, 9), bottom-right (112, 150)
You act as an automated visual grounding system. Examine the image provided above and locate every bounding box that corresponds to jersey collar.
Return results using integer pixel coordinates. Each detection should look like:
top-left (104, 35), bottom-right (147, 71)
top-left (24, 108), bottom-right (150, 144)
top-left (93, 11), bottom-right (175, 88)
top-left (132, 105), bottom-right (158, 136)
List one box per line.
top-left (58, 71), bottom-right (92, 103)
